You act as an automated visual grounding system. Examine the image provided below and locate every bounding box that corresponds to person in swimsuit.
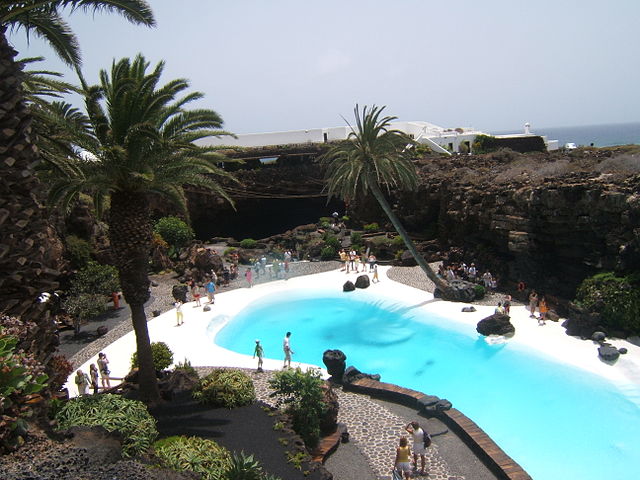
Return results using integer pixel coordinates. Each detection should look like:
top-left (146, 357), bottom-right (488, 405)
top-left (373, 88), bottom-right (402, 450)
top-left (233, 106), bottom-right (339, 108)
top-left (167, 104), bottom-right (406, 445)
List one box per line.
top-left (253, 339), bottom-right (264, 372)
top-left (394, 436), bottom-right (412, 479)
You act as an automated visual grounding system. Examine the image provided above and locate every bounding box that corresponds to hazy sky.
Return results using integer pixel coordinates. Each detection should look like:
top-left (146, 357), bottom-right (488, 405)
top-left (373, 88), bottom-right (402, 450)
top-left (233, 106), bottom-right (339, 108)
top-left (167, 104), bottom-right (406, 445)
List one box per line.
top-left (9, 0), bottom-right (640, 134)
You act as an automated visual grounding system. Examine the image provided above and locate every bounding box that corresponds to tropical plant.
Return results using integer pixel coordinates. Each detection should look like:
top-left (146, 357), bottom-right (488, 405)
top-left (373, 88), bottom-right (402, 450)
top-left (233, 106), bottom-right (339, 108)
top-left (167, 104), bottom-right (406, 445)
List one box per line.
top-left (46, 54), bottom-right (237, 404)
top-left (350, 231), bottom-right (363, 245)
top-left (323, 234), bottom-right (340, 250)
top-left (225, 451), bottom-right (264, 480)
top-left (154, 216), bottom-right (194, 251)
top-left (0, 0), bottom-right (155, 372)
top-left (69, 260), bottom-right (120, 296)
top-left (154, 435), bottom-right (232, 480)
top-left (320, 105), bottom-right (450, 297)
top-left (62, 292), bottom-right (105, 335)
top-left (0, 329), bottom-right (48, 453)
top-left (131, 341), bottom-right (174, 371)
top-left (363, 222), bottom-right (380, 232)
top-left (193, 369), bottom-right (256, 408)
top-left (268, 367), bottom-right (326, 448)
top-left (575, 272), bottom-right (640, 334)
top-left (55, 393), bottom-right (158, 457)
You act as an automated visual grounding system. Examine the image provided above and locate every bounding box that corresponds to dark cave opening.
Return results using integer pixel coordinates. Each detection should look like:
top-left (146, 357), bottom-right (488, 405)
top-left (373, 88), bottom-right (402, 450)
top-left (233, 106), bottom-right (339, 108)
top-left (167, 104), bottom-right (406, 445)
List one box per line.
top-left (192, 197), bottom-right (345, 241)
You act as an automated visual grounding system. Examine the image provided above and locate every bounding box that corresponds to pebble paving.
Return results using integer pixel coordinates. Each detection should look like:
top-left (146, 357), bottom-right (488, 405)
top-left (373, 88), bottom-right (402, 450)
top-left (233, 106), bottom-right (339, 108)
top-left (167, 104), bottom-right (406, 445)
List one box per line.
top-left (217, 368), bottom-right (466, 480)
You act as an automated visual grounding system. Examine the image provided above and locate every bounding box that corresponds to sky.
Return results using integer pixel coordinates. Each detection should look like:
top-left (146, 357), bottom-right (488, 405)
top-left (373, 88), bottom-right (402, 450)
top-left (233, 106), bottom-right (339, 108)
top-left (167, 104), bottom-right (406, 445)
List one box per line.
top-left (8, 0), bottom-right (640, 135)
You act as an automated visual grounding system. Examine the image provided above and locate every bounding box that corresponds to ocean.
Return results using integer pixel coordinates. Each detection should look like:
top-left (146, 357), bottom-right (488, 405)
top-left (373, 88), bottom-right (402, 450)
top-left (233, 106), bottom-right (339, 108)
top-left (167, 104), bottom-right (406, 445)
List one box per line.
top-left (491, 122), bottom-right (640, 148)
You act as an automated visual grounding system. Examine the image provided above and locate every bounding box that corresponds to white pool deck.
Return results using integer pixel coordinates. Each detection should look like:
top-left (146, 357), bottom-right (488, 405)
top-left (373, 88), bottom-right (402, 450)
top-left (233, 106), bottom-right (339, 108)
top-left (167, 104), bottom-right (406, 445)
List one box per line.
top-left (66, 266), bottom-right (640, 399)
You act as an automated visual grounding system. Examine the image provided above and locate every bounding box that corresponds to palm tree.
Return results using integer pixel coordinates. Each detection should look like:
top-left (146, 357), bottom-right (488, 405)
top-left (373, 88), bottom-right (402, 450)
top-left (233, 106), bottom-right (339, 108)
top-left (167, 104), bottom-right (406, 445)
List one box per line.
top-left (321, 104), bottom-right (450, 295)
top-left (48, 54), bottom-right (236, 403)
top-left (0, 2), bottom-right (154, 361)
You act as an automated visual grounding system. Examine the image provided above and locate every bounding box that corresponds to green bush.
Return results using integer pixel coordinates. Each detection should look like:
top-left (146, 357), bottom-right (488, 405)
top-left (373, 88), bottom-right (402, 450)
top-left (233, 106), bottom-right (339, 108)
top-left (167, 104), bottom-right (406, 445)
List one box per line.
top-left (154, 216), bottom-right (194, 250)
top-left (268, 367), bottom-right (326, 448)
top-left (474, 284), bottom-right (486, 300)
top-left (63, 293), bottom-right (108, 335)
top-left (225, 451), bottom-right (265, 480)
top-left (391, 235), bottom-right (405, 247)
top-left (0, 331), bottom-right (48, 453)
top-left (55, 394), bottom-right (157, 457)
top-left (154, 435), bottom-right (232, 480)
top-left (350, 232), bottom-right (363, 245)
top-left (223, 247), bottom-right (238, 257)
top-left (239, 238), bottom-right (258, 249)
top-left (323, 234), bottom-right (341, 250)
top-left (318, 216), bottom-right (332, 225)
top-left (65, 234), bottom-right (94, 269)
top-left (472, 134), bottom-right (498, 154)
top-left (174, 358), bottom-right (198, 377)
top-left (363, 222), bottom-right (380, 232)
top-left (131, 342), bottom-right (174, 371)
top-left (193, 369), bottom-right (256, 408)
top-left (320, 246), bottom-right (336, 260)
top-left (70, 261), bottom-right (120, 296)
top-left (575, 272), bottom-right (640, 334)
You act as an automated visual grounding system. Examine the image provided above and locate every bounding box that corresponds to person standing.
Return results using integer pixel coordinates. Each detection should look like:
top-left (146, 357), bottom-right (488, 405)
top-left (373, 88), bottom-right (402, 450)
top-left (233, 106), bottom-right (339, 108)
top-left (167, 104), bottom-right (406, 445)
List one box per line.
top-left (372, 263), bottom-right (380, 283)
top-left (97, 352), bottom-right (111, 389)
top-left (495, 302), bottom-right (505, 314)
top-left (405, 422), bottom-right (428, 475)
top-left (528, 290), bottom-right (538, 318)
top-left (245, 268), bottom-right (253, 287)
top-left (538, 296), bottom-right (548, 326)
top-left (253, 339), bottom-right (264, 372)
top-left (283, 331), bottom-right (294, 368)
top-left (393, 436), bottom-right (412, 480)
top-left (504, 294), bottom-right (512, 315)
top-left (89, 364), bottom-right (99, 394)
top-left (74, 369), bottom-right (90, 396)
top-left (174, 300), bottom-right (184, 326)
top-left (205, 278), bottom-right (216, 304)
top-left (191, 282), bottom-right (201, 307)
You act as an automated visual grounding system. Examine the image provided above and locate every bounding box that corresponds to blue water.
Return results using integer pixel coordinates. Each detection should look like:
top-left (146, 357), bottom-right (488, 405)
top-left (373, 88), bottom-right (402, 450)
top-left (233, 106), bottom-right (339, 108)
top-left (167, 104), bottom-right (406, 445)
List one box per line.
top-left (215, 290), bottom-right (640, 480)
top-left (492, 122), bottom-right (640, 147)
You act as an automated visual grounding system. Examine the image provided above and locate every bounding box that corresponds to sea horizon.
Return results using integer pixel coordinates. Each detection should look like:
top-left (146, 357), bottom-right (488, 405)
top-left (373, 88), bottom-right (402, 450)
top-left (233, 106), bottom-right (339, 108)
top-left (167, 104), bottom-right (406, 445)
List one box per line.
top-left (490, 121), bottom-right (640, 148)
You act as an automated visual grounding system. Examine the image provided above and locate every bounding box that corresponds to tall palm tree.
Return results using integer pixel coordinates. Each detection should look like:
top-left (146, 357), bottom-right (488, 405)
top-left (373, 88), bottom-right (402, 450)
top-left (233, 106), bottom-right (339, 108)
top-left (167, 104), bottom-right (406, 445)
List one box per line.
top-left (0, 2), bottom-right (154, 361)
top-left (321, 104), bottom-right (450, 295)
top-left (48, 54), bottom-right (236, 403)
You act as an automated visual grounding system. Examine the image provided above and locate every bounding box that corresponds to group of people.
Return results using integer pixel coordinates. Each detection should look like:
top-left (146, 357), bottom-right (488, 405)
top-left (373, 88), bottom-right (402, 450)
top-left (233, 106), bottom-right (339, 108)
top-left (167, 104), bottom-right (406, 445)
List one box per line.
top-left (74, 352), bottom-right (111, 396)
top-left (438, 262), bottom-right (498, 291)
top-left (252, 331), bottom-right (295, 372)
top-left (394, 422), bottom-right (431, 478)
top-left (528, 290), bottom-right (549, 326)
top-left (338, 250), bottom-right (379, 282)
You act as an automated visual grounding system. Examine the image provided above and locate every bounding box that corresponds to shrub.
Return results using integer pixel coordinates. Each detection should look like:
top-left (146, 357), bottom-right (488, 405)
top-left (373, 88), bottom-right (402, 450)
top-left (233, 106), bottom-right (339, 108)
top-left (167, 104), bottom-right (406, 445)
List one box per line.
top-left (193, 369), bottom-right (256, 408)
top-left (0, 331), bottom-right (48, 453)
top-left (391, 236), bottom-right (405, 248)
top-left (320, 246), bottom-right (336, 260)
top-left (363, 222), bottom-right (380, 232)
top-left (225, 451), bottom-right (264, 480)
top-left (239, 238), bottom-right (258, 249)
top-left (174, 358), bottom-right (197, 377)
top-left (70, 261), bottom-right (120, 296)
top-left (154, 216), bottom-right (194, 250)
top-left (223, 247), bottom-right (238, 257)
top-left (131, 342), bottom-right (174, 371)
top-left (55, 394), bottom-right (157, 457)
top-left (65, 234), bottom-right (93, 269)
top-left (318, 216), bottom-right (332, 225)
top-left (268, 368), bottom-right (326, 448)
top-left (474, 284), bottom-right (486, 300)
top-left (63, 293), bottom-right (108, 335)
top-left (154, 435), bottom-right (231, 480)
top-left (350, 232), bottom-right (362, 245)
top-left (575, 272), bottom-right (640, 334)
top-left (472, 134), bottom-right (498, 154)
top-left (323, 234), bottom-right (341, 250)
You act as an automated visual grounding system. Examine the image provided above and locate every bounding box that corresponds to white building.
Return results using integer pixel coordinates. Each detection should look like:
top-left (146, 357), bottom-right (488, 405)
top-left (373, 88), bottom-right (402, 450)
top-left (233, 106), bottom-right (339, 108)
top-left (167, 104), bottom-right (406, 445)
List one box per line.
top-left (197, 121), bottom-right (558, 154)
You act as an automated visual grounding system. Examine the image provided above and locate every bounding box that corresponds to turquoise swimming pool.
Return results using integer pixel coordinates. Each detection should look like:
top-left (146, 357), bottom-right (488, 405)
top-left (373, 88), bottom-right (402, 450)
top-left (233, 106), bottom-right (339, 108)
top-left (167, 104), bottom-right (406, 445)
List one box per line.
top-left (215, 289), bottom-right (640, 480)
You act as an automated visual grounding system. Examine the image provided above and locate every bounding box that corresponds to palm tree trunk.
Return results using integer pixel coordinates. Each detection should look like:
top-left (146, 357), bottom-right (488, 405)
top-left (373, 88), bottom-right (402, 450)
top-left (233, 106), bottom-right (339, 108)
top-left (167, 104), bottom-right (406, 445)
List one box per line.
top-left (0, 27), bottom-right (60, 362)
top-left (370, 182), bottom-right (451, 295)
top-left (109, 191), bottom-right (160, 405)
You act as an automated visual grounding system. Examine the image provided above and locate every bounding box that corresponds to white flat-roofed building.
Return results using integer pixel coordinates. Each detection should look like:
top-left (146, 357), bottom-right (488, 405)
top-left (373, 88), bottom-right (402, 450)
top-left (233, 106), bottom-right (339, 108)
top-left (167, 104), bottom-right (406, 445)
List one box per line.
top-left (197, 121), bottom-right (558, 154)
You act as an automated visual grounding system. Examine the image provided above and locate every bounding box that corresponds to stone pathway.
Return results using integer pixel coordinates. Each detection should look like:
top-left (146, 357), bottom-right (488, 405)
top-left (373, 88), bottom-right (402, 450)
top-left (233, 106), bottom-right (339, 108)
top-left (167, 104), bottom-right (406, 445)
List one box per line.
top-left (215, 367), bottom-right (465, 480)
